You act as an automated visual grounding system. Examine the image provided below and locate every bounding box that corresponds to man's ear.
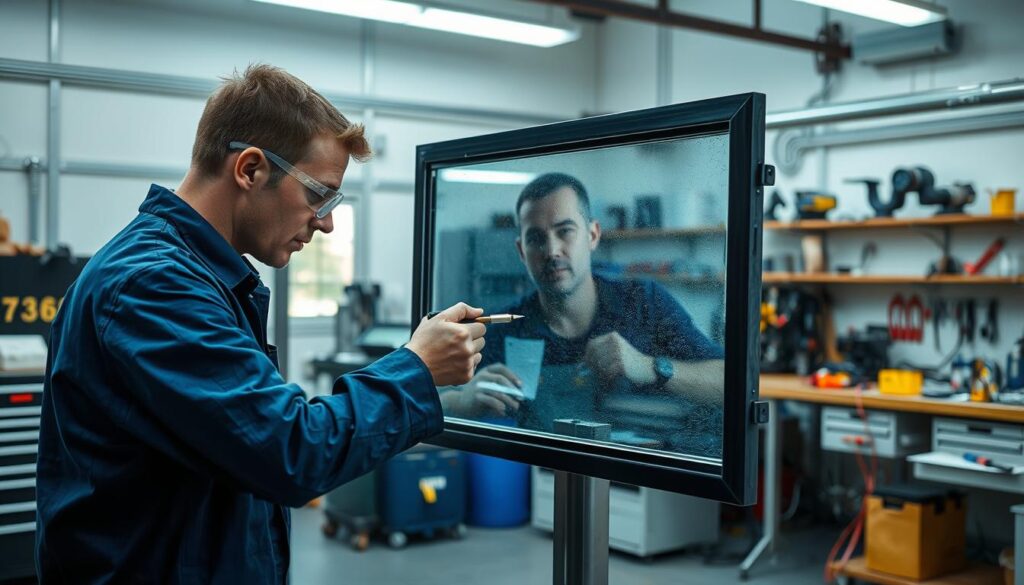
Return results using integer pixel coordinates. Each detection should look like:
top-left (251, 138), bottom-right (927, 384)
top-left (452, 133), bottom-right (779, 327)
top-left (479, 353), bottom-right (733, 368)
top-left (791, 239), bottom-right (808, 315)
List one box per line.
top-left (589, 220), bottom-right (601, 251)
top-left (233, 148), bottom-right (268, 191)
top-left (515, 236), bottom-right (525, 264)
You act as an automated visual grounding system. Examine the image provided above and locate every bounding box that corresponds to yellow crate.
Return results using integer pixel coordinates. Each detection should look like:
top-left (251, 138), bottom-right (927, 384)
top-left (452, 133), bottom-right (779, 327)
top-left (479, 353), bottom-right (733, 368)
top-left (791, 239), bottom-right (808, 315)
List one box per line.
top-left (878, 369), bottom-right (923, 395)
top-left (867, 490), bottom-right (966, 580)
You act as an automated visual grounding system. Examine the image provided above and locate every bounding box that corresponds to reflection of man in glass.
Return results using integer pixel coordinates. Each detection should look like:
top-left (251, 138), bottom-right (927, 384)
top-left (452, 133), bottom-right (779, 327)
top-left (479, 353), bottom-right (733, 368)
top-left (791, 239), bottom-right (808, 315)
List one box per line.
top-left (441, 173), bottom-right (724, 432)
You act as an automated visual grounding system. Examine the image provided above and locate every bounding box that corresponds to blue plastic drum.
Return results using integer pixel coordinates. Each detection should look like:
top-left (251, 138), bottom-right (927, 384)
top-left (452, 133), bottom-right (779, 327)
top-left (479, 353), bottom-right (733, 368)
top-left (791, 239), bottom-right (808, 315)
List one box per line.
top-left (465, 452), bottom-right (530, 527)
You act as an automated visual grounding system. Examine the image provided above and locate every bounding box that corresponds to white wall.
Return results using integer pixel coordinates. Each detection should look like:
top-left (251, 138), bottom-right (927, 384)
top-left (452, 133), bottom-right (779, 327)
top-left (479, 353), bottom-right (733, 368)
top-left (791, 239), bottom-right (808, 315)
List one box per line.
top-left (595, 0), bottom-right (1024, 544)
top-left (597, 0), bottom-right (1024, 365)
top-left (0, 0), bottom-right (599, 385)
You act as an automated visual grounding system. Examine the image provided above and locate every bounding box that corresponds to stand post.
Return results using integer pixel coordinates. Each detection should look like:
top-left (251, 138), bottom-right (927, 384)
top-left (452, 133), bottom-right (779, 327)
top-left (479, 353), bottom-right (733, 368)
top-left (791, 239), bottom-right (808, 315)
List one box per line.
top-left (740, 399), bottom-right (780, 579)
top-left (552, 420), bottom-right (610, 585)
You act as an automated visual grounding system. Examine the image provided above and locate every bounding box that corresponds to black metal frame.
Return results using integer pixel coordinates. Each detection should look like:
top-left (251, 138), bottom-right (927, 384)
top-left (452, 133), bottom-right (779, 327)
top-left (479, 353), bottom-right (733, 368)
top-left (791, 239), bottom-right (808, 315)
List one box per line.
top-left (412, 93), bottom-right (766, 504)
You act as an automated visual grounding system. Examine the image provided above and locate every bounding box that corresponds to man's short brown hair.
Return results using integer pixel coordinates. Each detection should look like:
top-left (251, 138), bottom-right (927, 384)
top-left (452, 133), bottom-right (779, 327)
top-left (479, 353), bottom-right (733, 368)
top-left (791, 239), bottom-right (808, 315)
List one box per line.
top-left (191, 64), bottom-right (371, 181)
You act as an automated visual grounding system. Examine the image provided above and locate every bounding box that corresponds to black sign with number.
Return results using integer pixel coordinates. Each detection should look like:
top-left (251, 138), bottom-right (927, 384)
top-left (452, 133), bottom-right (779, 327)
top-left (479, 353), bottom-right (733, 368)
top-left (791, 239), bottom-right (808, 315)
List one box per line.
top-left (0, 255), bottom-right (88, 341)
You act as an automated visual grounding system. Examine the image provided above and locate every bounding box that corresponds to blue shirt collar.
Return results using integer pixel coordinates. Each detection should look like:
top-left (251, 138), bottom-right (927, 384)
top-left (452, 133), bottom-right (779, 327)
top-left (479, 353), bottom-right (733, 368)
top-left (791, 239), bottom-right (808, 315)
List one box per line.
top-left (138, 184), bottom-right (261, 295)
top-left (517, 273), bottom-right (615, 340)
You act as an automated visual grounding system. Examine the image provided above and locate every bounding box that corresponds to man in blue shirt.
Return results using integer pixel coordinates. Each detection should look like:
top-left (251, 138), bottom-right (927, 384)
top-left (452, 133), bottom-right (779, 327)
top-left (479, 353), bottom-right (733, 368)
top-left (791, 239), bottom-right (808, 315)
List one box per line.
top-left (36, 64), bottom-right (485, 584)
top-left (440, 173), bottom-right (723, 432)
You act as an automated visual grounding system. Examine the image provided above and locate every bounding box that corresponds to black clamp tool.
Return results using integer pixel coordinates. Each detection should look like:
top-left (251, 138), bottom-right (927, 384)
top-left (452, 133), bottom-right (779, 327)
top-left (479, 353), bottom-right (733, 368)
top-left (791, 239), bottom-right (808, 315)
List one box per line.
top-left (980, 299), bottom-right (999, 344)
top-left (930, 298), bottom-right (947, 351)
top-left (765, 190), bottom-right (785, 221)
top-left (956, 300), bottom-right (977, 344)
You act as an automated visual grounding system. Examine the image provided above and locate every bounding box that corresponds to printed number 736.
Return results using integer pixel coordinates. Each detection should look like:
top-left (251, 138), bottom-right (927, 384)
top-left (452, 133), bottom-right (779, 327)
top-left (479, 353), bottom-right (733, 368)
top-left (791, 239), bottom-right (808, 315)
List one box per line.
top-left (1, 296), bottom-right (62, 324)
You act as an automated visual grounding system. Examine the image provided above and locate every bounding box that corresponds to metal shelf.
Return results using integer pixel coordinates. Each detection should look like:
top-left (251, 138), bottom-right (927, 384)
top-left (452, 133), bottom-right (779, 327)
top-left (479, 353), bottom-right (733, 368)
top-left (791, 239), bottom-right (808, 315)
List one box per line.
top-left (629, 273), bottom-right (724, 285)
top-left (602, 226), bottom-right (726, 240)
top-left (764, 213), bottom-right (1024, 231)
top-left (762, 272), bottom-right (1023, 285)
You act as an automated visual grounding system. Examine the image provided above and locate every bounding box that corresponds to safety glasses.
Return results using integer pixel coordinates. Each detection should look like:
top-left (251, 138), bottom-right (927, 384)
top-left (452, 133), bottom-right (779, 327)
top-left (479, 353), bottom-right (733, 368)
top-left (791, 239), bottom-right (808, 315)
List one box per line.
top-left (228, 141), bottom-right (344, 219)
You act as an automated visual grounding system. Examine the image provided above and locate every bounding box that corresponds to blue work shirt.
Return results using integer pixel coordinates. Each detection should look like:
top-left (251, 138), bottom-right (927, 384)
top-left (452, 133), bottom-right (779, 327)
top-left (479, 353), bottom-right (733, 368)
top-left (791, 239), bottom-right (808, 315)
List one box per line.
top-left (478, 275), bottom-right (723, 437)
top-left (480, 273), bottom-right (723, 369)
top-left (36, 184), bottom-right (442, 584)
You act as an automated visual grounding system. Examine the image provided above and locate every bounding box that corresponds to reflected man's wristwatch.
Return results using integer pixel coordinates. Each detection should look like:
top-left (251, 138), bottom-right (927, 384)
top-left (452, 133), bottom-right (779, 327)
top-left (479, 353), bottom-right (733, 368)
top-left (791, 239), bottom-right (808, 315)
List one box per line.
top-left (653, 356), bottom-right (674, 387)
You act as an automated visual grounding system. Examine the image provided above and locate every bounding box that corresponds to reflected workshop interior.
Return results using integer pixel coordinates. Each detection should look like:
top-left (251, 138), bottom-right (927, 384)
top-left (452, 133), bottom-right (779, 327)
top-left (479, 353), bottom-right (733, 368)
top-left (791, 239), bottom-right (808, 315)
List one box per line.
top-left (430, 135), bottom-right (731, 458)
top-left (3, 1), bottom-right (1024, 584)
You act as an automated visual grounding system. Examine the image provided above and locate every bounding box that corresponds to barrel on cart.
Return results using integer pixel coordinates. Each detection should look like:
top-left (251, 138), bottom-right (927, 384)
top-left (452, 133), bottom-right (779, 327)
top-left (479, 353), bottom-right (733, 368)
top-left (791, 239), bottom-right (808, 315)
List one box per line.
top-left (377, 444), bottom-right (466, 548)
top-left (321, 468), bottom-right (378, 551)
top-left (321, 444), bottom-right (466, 550)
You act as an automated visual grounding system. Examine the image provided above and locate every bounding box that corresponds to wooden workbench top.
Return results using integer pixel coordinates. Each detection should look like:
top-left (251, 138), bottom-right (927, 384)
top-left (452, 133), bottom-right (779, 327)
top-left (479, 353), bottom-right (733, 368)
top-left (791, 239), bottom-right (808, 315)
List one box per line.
top-left (760, 374), bottom-right (1024, 424)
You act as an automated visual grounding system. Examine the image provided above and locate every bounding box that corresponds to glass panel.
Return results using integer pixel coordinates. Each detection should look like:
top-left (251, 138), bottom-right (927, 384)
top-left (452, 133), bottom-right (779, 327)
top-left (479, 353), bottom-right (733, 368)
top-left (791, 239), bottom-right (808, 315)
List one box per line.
top-left (432, 133), bottom-right (728, 462)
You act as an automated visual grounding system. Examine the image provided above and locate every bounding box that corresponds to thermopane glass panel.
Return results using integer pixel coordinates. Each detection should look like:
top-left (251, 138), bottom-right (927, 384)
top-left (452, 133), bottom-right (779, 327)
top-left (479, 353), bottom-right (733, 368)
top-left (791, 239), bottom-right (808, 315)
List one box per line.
top-left (432, 133), bottom-right (729, 462)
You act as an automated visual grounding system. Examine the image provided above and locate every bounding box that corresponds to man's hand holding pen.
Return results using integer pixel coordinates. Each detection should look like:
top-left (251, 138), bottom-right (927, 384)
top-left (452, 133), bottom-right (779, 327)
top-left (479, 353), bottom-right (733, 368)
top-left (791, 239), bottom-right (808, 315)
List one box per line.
top-left (406, 303), bottom-right (488, 386)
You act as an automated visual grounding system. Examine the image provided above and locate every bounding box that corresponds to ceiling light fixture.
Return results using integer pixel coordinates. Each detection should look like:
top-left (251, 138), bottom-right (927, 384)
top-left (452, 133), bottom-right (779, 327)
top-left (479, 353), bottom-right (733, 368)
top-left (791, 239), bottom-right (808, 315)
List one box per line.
top-left (438, 169), bottom-right (538, 184)
top-left (792, 0), bottom-right (947, 27)
top-left (251, 0), bottom-right (580, 47)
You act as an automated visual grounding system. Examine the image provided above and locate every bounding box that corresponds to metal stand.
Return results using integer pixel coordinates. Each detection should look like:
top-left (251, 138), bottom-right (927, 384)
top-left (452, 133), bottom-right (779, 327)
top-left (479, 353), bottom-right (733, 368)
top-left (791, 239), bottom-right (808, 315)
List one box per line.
top-left (1013, 504), bottom-right (1024, 585)
top-left (552, 420), bottom-right (611, 585)
top-left (740, 400), bottom-right (780, 580)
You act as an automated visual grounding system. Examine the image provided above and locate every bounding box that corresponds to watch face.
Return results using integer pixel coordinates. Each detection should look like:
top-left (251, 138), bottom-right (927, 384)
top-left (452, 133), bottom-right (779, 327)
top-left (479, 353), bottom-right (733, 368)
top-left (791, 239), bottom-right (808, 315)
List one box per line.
top-left (655, 357), bottom-right (674, 381)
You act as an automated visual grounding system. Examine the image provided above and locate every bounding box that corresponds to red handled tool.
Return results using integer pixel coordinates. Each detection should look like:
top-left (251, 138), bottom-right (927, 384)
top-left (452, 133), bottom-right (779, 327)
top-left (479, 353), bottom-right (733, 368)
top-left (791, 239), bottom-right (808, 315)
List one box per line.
top-left (888, 294), bottom-right (928, 342)
top-left (965, 237), bottom-right (1006, 275)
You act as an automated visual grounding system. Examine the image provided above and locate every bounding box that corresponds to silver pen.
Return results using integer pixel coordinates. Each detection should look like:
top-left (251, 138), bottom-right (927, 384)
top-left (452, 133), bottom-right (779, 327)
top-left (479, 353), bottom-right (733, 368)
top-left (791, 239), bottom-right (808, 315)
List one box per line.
top-left (425, 311), bottom-right (524, 324)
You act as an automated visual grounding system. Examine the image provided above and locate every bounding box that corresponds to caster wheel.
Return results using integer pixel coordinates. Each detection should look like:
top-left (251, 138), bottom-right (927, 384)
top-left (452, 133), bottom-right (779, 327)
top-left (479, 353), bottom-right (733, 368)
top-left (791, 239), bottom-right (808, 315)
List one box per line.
top-left (351, 533), bottom-right (370, 551)
top-left (450, 524), bottom-right (467, 539)
top-left (388, 531), bottom-right (408, 549)
top-left (321, 520), bottom-right (338, 538)
top-left (739, 570), bottom-right (748, 581)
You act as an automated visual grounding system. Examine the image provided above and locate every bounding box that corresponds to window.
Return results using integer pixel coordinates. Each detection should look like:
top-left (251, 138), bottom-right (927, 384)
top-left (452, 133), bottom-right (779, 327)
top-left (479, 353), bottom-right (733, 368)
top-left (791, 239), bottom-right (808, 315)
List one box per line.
top-left (417, 93), bottom-right (766, 503)
top-left (288, 204), bottom-right (355, 317)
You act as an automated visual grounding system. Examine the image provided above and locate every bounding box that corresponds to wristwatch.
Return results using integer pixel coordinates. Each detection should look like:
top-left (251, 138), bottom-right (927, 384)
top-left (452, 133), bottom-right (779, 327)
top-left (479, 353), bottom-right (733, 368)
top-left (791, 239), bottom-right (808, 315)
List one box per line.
top-left (653, 356), bottom-right (674, 387)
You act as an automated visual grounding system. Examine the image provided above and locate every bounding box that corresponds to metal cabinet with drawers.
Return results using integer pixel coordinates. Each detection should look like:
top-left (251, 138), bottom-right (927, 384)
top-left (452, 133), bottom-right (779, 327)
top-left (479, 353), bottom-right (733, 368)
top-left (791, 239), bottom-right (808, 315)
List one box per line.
top-left (820, 406), bottom-right (929, 458)
top-left (0, 376), bottom-right (43, 581)
top-left (910, 417), bottom-right (1024, 493)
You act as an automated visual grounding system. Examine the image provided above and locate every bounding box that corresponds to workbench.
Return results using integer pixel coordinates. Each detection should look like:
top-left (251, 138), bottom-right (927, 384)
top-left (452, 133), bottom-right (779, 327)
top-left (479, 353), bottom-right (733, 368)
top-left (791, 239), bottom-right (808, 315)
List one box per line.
top-left (741, 373), bottom-right (1021, 584)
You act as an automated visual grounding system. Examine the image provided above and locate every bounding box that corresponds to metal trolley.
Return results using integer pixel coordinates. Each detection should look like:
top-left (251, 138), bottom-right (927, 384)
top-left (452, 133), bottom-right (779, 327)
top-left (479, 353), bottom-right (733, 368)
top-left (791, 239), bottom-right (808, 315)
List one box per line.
top-left (321, 444), bottom-right (466, 551)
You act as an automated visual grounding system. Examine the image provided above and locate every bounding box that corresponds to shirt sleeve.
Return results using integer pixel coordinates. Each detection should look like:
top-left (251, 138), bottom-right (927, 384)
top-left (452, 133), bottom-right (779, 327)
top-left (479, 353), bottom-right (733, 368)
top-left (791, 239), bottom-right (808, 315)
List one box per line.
top-left (98, 261), bottom-right (442, 507)
top-left (646, 281), bottom-right (724, 361)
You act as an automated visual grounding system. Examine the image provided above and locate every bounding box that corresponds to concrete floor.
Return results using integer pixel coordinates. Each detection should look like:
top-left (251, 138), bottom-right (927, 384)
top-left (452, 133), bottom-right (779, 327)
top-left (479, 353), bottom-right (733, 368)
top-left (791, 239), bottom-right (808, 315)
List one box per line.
top-left (289, 506), bottom-right (839, 585)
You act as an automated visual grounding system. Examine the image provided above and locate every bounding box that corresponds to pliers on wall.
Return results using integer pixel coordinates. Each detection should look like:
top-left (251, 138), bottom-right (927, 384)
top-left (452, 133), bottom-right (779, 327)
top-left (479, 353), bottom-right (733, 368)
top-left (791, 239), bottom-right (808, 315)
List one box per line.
top-left (888, 294), bottom-right (927, 343)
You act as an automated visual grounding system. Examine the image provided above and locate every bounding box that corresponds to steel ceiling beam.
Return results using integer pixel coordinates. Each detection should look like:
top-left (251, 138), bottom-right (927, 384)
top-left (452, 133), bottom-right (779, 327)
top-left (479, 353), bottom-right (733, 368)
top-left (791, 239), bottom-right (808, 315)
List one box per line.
top-left (0, 58), bottom-right (566, 126)
top-left (524, 0), bottom-right (851, 59)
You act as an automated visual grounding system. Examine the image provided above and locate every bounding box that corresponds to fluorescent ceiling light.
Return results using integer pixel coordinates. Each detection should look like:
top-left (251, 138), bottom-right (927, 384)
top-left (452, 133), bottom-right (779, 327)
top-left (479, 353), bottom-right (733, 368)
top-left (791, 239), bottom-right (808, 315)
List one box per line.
top-left (792, 0), bottom-right (947, 27)
top-left (438, 169), bottom-right (537, 184)
top-left (251, 0), bottom-right (580, 47)
top-left (417, 9), bottom-right (577, 47)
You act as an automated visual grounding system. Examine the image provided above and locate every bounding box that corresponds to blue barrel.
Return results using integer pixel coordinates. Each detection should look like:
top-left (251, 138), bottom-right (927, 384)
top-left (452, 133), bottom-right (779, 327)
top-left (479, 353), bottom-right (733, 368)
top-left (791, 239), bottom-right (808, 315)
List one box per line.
top-left (465, 452), bottom-right (529, 527)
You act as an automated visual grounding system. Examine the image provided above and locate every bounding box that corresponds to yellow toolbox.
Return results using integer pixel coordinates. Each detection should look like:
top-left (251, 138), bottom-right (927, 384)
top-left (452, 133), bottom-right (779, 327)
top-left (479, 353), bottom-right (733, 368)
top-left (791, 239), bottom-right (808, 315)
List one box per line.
top-left (867, 484), bottom-right (966, 581)
top-left (878, 369), bottom-right (923, 395)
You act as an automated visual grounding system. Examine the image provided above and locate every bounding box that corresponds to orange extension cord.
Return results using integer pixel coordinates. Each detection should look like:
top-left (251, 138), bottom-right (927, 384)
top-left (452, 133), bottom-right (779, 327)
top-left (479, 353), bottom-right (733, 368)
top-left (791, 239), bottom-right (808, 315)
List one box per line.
top-left (823, 386), bottom-right (879, 583)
